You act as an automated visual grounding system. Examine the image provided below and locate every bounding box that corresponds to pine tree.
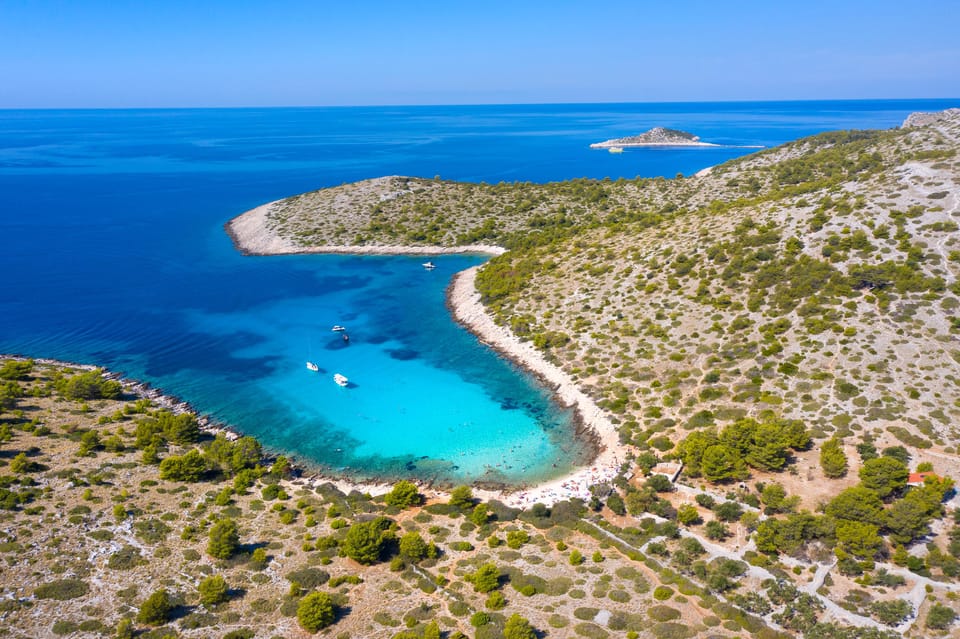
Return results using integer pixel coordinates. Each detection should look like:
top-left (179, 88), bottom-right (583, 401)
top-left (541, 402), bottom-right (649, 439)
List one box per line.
top-left (504, 613), bottom-right (537, 639)
top-left (207, 518), bottom-right (240, 559)
top-left (820, 437), bottom-right (849, 478)
top-left (198, 574), bottom-right (229, 606)
top-left (296, 591), bottom-right (335, 632)
top-left (136, 589), bottom-right (172, 626)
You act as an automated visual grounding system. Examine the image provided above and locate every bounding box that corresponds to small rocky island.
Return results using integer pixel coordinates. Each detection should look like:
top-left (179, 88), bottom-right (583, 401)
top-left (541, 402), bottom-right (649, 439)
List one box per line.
top-left (590, 126), bottom-right (718, 148)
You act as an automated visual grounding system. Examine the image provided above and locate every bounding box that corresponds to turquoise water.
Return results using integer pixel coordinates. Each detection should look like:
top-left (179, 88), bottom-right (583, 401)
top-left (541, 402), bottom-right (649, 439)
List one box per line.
top-left (0, 100), bottom-right (955, 484)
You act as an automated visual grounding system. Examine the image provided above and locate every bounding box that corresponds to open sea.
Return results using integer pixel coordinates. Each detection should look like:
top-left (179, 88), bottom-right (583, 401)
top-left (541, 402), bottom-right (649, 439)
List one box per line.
top-left (0, 99), bottom-right (955, 486)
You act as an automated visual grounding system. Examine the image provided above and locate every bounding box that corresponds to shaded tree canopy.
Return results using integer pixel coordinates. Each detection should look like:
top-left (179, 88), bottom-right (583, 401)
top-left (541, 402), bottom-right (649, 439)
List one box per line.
top-left (297, 591), bottom-right (335, 633)
top-left (207, 518), bottom-right (240, 559)
top-left (342, 517), bottom-right (395, 564)
top-left (383, 480), bottom-right (423, 509)
top-left (859, 456), bottom-right (909, 499)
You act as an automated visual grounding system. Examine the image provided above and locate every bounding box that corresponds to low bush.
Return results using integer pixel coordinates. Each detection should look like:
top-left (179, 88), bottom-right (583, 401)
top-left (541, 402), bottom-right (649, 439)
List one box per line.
top-left (653, 586), bottom-right (674, 601)
top-left (286, 567), bottom-right (330, 589)
top-left (652, 622), bottom-right (693, 639)
top-left (35, 579), bottom-right (89, 600)
top-left (573, 622), bottom-right (609, 638)
top-left (648, 605), bottom-right (681, 622)
top-left (108, 545), bottom-right (144, 570)
top-left (574, 607), bottom-right (600, 620)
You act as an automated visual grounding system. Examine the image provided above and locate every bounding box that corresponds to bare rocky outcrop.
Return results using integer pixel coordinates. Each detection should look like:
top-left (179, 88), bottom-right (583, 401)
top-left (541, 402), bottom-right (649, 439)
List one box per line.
top-left (902, 107), bottom-right (960, 128)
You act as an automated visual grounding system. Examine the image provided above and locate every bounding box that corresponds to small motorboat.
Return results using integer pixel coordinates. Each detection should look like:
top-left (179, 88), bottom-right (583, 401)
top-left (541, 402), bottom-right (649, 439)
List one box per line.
top-left (333, 373), bottom-right (349, 387)
top-left (422, 261), bottom-right (436, 270)
top-left (331, 325), bottom-right (346, 332)
top-left (306, 361), bottom-right (319, 372)
top-left (342, 333), bottom-right (350, 343)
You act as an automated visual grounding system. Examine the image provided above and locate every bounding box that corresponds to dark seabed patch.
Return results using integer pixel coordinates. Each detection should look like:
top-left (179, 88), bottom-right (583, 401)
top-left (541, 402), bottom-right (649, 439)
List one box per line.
top-left (386, 348), bottom-right (419, 361)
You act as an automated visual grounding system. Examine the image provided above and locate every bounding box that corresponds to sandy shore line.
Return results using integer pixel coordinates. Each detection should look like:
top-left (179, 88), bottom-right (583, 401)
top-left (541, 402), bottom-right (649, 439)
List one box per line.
top-left (446, 266), bottom-right (626, 507)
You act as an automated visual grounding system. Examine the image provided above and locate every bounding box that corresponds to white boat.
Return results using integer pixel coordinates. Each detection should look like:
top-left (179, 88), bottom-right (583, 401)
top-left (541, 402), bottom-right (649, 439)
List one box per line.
top-left (331, 325), bottom-right (346, 332)
top-left (333, 373), bottom-right (349, 387)
top-left (422, 261), bottom-right (436, 270)
top-left (608, 146), bottom-right (624, 154)
top-left (306, 361), bottom-right (319, 372)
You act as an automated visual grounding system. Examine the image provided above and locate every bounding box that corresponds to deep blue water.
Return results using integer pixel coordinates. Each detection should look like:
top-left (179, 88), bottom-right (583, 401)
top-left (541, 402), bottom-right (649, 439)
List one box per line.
top-left (0, 99), bottom-right (955, 485)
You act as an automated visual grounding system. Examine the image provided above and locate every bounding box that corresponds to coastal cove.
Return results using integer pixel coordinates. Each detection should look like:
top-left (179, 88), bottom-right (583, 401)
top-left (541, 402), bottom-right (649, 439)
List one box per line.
top-left (1, 100), bottom-right (956, 491)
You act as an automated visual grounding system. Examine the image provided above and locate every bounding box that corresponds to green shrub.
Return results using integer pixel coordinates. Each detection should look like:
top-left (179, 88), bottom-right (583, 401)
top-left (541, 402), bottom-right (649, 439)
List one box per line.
top-left (286, 567), bottom-right (330, 589)
top-left (136, 589), bottom-right (173, 626)
top-left (108, 545), bottom-right (144, 570)
top-left (384, 480), bottom-right (423, 508)
top-left (328, 575), bottom-right (363, 587)
top-left (34, 579), bottom-right (89, 600)
top-left (297, 591), bottom-right (335, 632)
top-left (574, 607), bottom-right (599, 621)
top-left (652, 622), bottom-right (693, 639)
top-left (374, 611), bottom-right (400, 626)
top-left (869, 599), bottom-right (912, 626)
top-left (927, 602), bottom-right (957, 630)
top-left (57, 369), bottom-right (121, 400)
top-left (573, 622), bottom-right (609, 638)
top-left (470, 611), bottom-right (490, 627)
top-left (548, 614), bottom-right (569, 628)
top-left (653, 586), bottom-right (674, 601)
top-left (648, 605), bottom-right (681, 622)
top-left (51, 620), bottom-right (78, 636)
top-left (341, 517), bottom-right (395, 564)
top-left (207, 518), bottom-right (239, 559)
top-left (486, 590), bottom-right (506, 610)
top-left (134, 518), bottom-right (171, 544)
top-left (198, 575), bottom-right (229, 606)
top-left (471, 562), bottom-right (501, 593)
top-left (506, 529), bottom-right (529, 549)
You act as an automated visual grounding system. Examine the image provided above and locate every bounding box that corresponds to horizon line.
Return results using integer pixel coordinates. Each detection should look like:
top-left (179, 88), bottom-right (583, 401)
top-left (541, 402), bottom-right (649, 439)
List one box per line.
top-left (1, 96), bottom-right (958, 112)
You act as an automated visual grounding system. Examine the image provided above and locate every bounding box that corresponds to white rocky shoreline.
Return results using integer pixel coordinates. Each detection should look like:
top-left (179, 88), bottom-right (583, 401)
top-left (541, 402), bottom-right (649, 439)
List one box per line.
top-left (225, 201), bottom-right (505, 257)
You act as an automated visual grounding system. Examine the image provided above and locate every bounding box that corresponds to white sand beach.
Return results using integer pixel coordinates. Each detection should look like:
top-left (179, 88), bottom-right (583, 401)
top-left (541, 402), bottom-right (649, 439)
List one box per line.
top-left (447, 265), bottom-right (626, 507)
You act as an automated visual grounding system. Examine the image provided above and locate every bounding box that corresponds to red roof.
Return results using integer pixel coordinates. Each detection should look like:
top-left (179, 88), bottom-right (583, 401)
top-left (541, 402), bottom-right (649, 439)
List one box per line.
top-left (907, 472), bottom-right (938, 484)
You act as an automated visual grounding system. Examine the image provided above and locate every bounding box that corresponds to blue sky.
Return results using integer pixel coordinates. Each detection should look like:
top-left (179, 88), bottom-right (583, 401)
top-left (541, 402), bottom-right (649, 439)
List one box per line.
top-left (2, 0), bottom-right (958, 107)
